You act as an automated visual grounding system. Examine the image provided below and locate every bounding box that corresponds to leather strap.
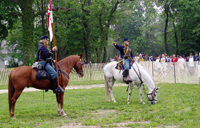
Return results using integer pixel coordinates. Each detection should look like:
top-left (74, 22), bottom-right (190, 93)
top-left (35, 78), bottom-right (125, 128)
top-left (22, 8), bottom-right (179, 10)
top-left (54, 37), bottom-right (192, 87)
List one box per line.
top-left (132, 63), bottom-right (143, 84)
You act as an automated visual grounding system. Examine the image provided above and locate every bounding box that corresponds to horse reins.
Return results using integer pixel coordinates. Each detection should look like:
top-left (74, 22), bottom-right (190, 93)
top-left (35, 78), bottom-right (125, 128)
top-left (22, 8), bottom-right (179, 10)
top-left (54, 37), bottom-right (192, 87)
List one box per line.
top-left (132, 63), bottom-right (143, 85)
top-left (132, 63), bottom-right (158, 101)
top-left (131, 63), bottom-right (149, 99)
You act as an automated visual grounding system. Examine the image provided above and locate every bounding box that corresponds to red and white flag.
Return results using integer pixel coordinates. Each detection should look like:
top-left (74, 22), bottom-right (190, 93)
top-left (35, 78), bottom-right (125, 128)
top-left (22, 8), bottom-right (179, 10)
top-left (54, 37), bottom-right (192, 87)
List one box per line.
top-left (47, 0), bottom-right (53, 42)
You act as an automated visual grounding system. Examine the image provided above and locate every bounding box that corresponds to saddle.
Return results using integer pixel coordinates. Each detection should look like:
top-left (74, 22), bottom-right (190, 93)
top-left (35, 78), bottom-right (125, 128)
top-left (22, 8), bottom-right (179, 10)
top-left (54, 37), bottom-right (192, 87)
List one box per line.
top-left (35, 68), bottom-right (52, 80)
top-left (115, 60), bottom-right (133, 70)
top-left (32, 58), bottom-right (59, 80)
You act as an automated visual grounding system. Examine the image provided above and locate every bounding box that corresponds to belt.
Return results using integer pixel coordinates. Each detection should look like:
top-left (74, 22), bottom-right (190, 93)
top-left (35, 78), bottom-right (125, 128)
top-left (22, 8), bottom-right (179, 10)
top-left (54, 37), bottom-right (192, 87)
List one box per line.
top-left (38, 60), bottom-right (45, 62)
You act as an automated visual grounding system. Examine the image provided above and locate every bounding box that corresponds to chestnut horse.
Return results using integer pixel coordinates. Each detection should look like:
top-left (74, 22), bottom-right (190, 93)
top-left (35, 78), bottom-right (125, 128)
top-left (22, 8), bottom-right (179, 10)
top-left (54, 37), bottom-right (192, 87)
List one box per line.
top-left (8, 54), bottom-right (84, 119)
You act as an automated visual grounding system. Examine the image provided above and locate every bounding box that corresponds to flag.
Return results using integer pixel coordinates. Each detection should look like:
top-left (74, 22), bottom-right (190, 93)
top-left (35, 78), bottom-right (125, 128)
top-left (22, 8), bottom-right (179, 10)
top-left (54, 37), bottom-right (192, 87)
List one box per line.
top-left (47, 0), bottom-right (53, 42)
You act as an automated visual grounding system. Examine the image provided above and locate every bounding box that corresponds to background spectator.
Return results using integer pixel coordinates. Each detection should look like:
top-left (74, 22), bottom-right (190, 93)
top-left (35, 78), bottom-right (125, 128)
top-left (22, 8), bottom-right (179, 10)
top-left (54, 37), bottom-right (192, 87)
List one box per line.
top-left (149, 56), bottom-right (154, 61)
top-left (177, 55), bottom-right (186, 74)
top-left (135, 54), bottom-right (139, 62)
top-left (194, 52), bottom-right (199, 61)
top-left (160, 54), bottom-right (166, 62)
top-left (114, 54), bottom-right (118, 61)
top-left (171, 54), bottom-right (178, 63)
top-left (155, 56), bottom-right (160, 62)
top-left (188, 53), bottom-right (195, 76)
top-left (138, 52), bottom-right (143, 61)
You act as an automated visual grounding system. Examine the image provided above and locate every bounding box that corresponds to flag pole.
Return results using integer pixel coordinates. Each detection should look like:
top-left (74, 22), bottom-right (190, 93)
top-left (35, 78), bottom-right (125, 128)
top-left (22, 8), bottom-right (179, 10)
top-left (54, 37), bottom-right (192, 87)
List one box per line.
top-left (51, 22), bottom-right (60, 88)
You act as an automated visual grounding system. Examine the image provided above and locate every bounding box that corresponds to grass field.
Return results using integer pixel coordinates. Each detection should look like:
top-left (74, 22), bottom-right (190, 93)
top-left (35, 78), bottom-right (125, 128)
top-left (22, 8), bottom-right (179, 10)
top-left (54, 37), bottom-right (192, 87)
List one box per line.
top-left (0, 83), bottom-right (200, 128)
top-left (0, 80), bottom-right (107, 90)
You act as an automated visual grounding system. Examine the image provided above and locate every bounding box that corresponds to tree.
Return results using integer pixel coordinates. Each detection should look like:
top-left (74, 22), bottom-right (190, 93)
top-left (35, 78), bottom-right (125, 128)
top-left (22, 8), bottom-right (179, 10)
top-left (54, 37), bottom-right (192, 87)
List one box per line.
top-left (5, 0), bottom-right (73, 65)
top-left (0, 0), bottom-right (18, 40)
top-left (176, 0), bottom-right (200, 55)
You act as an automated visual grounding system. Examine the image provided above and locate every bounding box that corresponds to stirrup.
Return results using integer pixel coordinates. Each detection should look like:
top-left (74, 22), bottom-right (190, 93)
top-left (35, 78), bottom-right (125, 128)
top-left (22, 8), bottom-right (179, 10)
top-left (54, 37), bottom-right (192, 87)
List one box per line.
top-left (53, 86), bottom-right (65, 94)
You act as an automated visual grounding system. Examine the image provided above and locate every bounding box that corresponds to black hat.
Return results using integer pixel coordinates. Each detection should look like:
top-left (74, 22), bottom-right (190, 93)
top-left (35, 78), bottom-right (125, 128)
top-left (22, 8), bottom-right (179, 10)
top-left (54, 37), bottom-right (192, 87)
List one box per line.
top-left (123, 38), bottom-right (129, 42)
top-left (40, 35), bottom-right (49, 40)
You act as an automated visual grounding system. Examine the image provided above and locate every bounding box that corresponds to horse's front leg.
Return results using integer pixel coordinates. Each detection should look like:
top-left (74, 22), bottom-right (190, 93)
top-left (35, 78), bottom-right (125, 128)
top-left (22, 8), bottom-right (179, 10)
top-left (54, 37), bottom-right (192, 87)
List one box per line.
top-left (127, 83), bottom-right (134, 104)
top-left (56, 93), bottom-right (67, 117)
top-left (138, 84), bottom-right (145, 104)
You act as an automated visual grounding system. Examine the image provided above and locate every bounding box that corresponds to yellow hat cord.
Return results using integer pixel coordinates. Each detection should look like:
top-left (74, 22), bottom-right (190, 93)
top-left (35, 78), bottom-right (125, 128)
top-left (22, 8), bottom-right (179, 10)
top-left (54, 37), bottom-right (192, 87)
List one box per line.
top-left (117, 44), bottom-right (129, 70)
top-left (123, 44), bottom-right (129, 65)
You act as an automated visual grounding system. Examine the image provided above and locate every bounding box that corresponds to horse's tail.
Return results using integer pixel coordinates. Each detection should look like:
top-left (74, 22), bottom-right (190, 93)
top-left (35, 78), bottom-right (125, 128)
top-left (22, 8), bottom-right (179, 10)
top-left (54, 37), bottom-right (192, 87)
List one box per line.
top-left (8, 70), bottom-right (15, 114)
top-left (104, 75), bottom-right (110, 101)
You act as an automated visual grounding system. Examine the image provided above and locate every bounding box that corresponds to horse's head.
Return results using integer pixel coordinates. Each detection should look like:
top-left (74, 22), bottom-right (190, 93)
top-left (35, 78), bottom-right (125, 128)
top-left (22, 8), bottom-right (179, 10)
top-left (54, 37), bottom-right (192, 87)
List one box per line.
top-left (74, 53), bottom-right (84, 77)
top-left (147, 87), bottom-right (159, 104)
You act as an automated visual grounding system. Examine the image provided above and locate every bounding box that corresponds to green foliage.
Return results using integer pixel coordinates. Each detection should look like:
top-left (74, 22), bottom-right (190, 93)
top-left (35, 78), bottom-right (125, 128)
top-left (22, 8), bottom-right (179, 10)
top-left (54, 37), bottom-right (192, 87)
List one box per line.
top-left (0, 83), bottom-right (200, 127)
top-left (0, 0), bottom-right (18, 39)
top-left (117, 1), bottom-right (144, 42)
top-left (2, 0), bottom-right (200, 64)
top-left (155, 0), bottom-right (200, 56)
top-left (175, 0), bottom-right (200, 55)
top-left (6, 21), bottom-right (23, 67)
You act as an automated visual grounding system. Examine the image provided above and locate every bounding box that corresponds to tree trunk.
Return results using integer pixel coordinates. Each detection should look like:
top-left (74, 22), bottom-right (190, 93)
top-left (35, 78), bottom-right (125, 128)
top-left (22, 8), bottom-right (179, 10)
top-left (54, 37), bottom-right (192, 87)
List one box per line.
top-left (41, 0), bottom-right (45, 35)
top-left (81, 0), bottom-right (91, 63)
top-left (42, 14), bottom-right (45, 35)
top-left (102, 29), bottom-right (109, 63)
top-left (173, 20), bottom-right (179, 55)
top-left (97, 48), bottom-right (102, 63)
top-left (97, 1), bottom-right (120, 63)
top-left (103, 47), bottom-right (107, 63)
top-left (0, 39), bottom-right (2, 49)
top-left (84, 42), bottom-right (89, 63)
top-left (164, 12), bottom-right (169, 55)
top-left (58, 42), bottom-right (67, 60)
top-left (21, 0), bottom-right (35, 65)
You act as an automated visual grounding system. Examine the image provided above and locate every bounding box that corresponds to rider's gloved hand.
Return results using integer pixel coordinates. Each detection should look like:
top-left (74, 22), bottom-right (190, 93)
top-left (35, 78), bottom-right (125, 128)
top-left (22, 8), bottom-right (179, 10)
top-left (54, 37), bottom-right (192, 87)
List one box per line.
top-left (52, 46), bottom-right (57, 51)
top-left (112, 42), bottom-right (117, 45)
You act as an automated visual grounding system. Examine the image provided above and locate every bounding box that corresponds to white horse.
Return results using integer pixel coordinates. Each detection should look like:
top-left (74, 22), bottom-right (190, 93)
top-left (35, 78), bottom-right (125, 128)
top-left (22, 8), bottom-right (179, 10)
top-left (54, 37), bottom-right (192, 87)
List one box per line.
top-left (104, 61), bottom-right (159, 104)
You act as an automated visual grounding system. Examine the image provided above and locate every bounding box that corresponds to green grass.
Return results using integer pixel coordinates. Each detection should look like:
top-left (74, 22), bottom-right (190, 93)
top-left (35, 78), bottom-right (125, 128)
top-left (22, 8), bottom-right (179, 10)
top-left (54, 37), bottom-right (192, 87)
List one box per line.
top-left (0, 80), bottom-right (121, 90)
top-left (0, 83), bottom-right (200, 128)
top-left (0, 80), bottom-right (105, 90)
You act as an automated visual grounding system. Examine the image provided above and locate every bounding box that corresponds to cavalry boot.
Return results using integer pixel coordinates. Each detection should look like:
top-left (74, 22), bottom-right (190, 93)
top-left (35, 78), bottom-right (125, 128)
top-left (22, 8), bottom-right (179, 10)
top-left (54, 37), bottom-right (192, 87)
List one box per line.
top-left (123, 70), bottom-right (132, 82)
top-left (51, 78), bottom-right (65, 94)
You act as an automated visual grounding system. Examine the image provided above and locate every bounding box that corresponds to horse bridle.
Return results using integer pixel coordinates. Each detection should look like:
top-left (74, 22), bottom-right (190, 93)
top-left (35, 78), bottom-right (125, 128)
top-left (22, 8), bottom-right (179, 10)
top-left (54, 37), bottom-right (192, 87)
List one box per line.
top-left (147, 87), bottom-right (157, 101)
top-left (76, 57), bottom-right (84, 75)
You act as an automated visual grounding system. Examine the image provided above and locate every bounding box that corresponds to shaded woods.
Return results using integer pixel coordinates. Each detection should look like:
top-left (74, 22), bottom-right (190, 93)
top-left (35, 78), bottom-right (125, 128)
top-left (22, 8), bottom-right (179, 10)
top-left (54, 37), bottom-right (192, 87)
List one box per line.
top-left (1, 0), bottom-right (200, 66)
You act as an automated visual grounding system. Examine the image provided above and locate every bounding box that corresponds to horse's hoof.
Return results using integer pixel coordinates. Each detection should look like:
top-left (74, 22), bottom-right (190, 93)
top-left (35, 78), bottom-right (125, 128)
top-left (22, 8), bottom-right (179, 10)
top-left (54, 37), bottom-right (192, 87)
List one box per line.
top-left (142, 102), bottom-right (146, 104)
top-left (127, 102), bottom-right (130, 104)
top-left (107, 100), bottom-right (110, 102)
top-left (113, 100), bottom-right (116, 103)
top-left (11, 116), bottom-right (16, 119)
top-left (57, 112), bottom-right (61, 116)
top-left (63, 115), bottom-right (68, 117)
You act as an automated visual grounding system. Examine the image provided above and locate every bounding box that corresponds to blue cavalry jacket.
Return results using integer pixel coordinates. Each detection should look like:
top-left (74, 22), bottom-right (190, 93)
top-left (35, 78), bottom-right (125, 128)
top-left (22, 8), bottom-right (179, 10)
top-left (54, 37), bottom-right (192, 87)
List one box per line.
top-left (36, 43), bottom-right (54, 61)
top-left (114, 44), bottom-right (134, 59)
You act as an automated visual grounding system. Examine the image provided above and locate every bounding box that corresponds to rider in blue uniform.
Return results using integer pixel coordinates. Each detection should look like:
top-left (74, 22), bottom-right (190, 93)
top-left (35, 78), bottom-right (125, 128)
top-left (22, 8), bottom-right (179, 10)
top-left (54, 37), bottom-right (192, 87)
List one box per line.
top-left (36, 35), bottom-right (64, 93)
top-left (112, 38), bottom-right (135, 82)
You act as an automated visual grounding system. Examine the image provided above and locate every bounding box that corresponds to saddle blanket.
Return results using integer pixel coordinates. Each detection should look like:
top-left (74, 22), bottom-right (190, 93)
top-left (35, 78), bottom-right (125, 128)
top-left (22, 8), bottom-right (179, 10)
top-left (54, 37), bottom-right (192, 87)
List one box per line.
top-left (35, 69), bottom-right (51, 80)
top-left (34, 64), bottom-right (60, 80)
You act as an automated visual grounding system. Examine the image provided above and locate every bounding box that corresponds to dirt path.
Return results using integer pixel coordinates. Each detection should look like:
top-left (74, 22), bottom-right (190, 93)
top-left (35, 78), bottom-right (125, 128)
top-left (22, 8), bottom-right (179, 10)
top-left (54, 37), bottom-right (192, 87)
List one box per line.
top-left (0, 83), bottom-right (126, 94)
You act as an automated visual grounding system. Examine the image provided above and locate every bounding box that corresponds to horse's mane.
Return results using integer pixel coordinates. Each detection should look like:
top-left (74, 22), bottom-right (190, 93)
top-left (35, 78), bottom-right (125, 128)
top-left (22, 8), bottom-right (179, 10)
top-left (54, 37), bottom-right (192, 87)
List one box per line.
top-left (58, 55), bottom-right (79, 66)
top-left (134, 62), bottom-right (156, 85)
